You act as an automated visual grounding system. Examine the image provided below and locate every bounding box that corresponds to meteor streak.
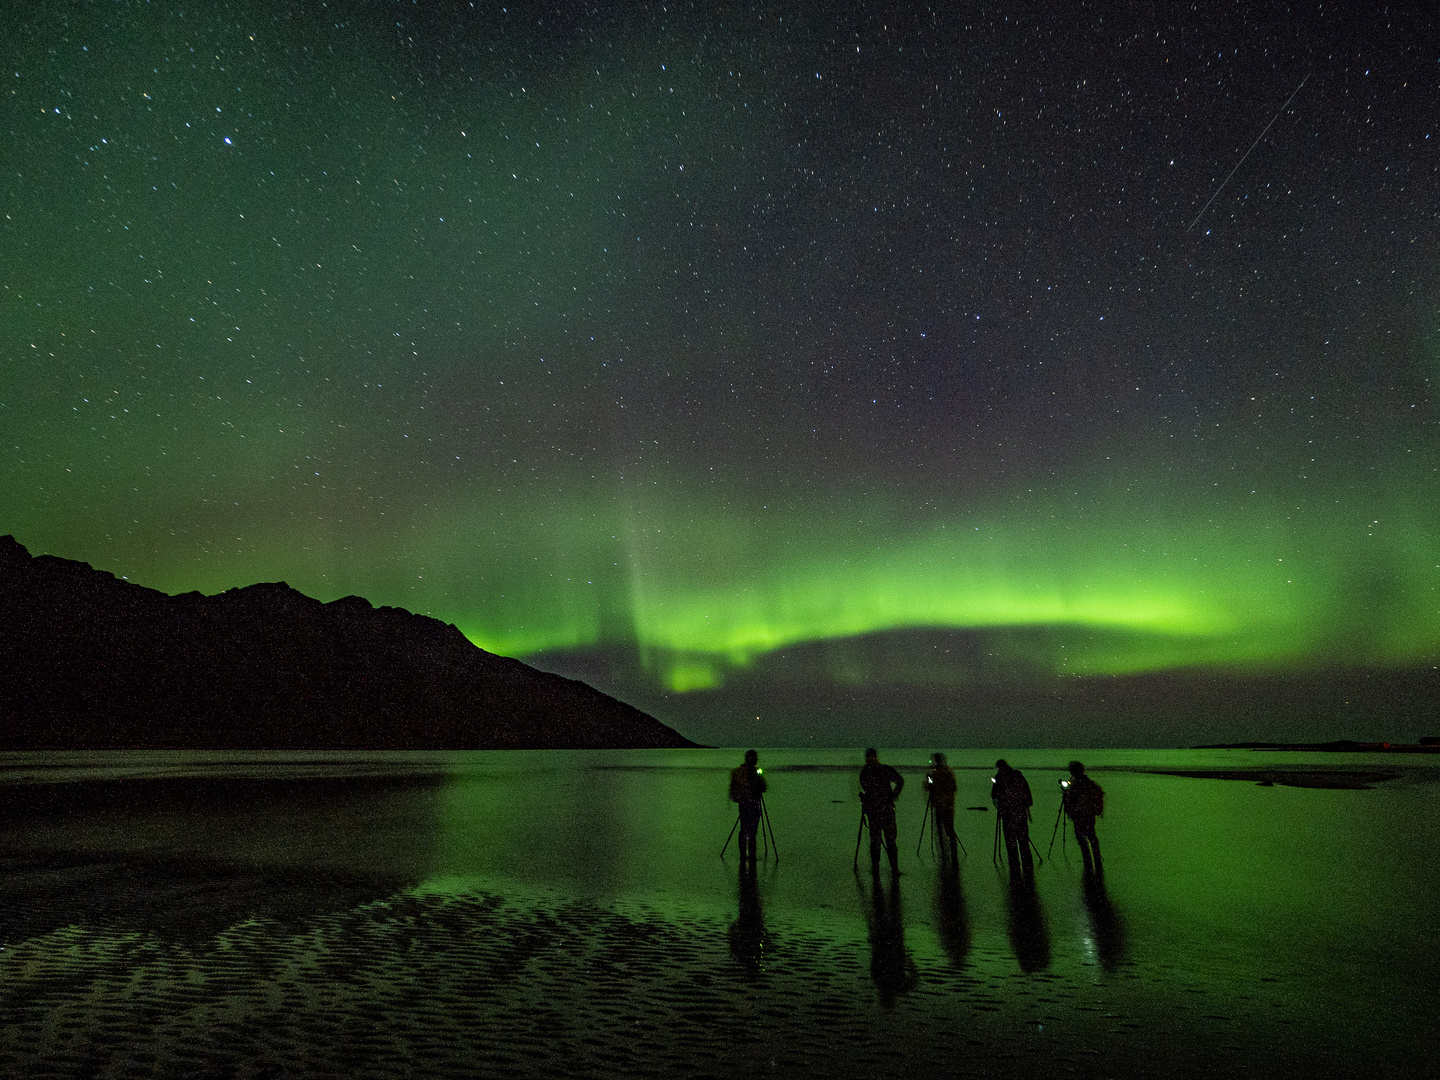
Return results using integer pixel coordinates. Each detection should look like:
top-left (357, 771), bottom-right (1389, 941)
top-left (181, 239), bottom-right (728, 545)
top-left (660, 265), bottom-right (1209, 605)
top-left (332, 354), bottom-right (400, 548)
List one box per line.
top-left (1187, 73), bottom-right (1310, 233)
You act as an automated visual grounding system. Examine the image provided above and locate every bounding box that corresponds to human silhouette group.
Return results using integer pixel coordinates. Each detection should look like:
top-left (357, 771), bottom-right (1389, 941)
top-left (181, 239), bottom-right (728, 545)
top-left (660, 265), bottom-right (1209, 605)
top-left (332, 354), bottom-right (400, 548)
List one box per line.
top-left (728, 749), bottom-right (1106, 881)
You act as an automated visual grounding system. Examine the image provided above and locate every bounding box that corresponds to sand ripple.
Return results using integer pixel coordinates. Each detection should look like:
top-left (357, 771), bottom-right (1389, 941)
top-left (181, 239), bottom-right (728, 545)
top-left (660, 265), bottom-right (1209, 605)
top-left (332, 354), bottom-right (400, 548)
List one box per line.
top-left (0, 857), bottom-right (1401, 1079)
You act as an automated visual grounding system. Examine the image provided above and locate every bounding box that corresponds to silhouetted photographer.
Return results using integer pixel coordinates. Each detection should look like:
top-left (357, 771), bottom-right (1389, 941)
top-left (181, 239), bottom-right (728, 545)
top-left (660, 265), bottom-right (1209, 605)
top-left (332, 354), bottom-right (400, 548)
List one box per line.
top-left (991, 759), bottom-right (1034, 882)
top-left (922, 752), bottom-right (960, 860)
top-left (728, 750), bottom-right (768, 866)
top-left (859, 748), bottom-right (904, 877)
top-left (1061, 760), bottom-right (1104, 875)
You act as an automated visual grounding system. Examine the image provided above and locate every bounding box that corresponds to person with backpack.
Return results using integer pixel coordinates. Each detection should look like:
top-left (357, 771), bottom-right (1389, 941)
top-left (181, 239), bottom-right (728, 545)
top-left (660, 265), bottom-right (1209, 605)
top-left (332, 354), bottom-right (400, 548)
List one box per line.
top-left (729, 749), bottom-right (768, 867)
top-left (1062, 760), bottom-right (1104, 875)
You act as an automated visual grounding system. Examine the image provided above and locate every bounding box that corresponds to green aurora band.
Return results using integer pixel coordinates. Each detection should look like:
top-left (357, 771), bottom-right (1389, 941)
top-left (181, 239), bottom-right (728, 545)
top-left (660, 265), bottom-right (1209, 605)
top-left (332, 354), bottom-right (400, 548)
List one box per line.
top-left (8, 457), bottom-right (1437, 693)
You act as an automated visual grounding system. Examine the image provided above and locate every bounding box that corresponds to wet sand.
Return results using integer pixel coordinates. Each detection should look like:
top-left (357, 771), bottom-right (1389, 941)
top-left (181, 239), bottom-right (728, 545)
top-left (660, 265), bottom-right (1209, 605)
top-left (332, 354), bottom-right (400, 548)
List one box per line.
top-left (0, 856), bottom-right (1405, 1080)
top-left (0, 750), bottom-right (1433, 1079)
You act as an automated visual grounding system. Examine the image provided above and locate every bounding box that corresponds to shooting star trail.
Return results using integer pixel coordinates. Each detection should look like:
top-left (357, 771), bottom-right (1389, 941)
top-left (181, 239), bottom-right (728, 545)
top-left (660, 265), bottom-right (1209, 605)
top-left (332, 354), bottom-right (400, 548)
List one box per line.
top-left (1187, 73), bottom-right (1310, 233)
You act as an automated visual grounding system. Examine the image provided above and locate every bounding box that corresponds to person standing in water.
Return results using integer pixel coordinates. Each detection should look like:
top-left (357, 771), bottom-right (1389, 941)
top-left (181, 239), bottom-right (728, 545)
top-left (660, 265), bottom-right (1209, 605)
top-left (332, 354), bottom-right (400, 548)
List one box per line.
top-left (860, 747), bottom-right (905, 877)
top-left (923, 752), bottom-right (959, 859)
top-left (1062, 760), bottom-right (1104, 875)
top-left (991, 759), bottom-right (1034, 881)
top-left (729, 749), bottom-right (768, 866)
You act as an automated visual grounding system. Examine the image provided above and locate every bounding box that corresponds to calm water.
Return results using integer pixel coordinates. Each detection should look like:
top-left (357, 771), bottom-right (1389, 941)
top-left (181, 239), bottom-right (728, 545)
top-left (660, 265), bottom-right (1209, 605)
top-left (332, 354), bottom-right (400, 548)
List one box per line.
top-left (0, 748), bottom-right (1435, 1078)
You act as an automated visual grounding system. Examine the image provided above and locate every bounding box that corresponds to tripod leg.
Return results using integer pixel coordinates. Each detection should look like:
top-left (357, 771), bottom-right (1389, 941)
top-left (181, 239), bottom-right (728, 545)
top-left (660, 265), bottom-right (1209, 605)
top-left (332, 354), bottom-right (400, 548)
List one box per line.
top-left (1048, 800), bottom-right (1064, 857)
top-left (762, 797), bottom-right (779, 863)
top-left (992, 813), bottom-right (1000, 866)
top-left (721, 815), bottom-right (739, 859)
top-left (916, 799), bottom-right (930, 856)
top-left (1029, 835), bottom-right (1045, 867)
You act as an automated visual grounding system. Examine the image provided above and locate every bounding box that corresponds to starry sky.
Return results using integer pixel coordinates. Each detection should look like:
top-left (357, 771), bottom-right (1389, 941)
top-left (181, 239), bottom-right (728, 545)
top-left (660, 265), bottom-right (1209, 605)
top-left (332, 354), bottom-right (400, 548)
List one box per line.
top-left (3, 1), bottom-right (1438, 746)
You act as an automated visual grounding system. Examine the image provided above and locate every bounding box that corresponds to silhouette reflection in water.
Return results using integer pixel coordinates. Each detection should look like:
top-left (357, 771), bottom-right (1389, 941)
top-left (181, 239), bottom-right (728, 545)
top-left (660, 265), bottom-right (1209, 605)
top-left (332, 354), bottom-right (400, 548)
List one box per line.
top-left (1004, 879), bottom-right (1051, 972)
top-left (854, 869), bottom-right (918, 1005)
top-left (1081, 869), bottom-right (1125, 972)
top-left (933, 852), bottom-right (971, 968)
top-left (728, 861), bottom-right (769, 978)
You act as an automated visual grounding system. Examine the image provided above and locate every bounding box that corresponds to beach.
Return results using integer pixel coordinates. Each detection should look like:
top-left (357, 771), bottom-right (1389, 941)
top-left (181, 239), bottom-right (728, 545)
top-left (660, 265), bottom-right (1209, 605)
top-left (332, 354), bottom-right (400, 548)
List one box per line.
top-left (0, 749), bottom-right (1434, 1078)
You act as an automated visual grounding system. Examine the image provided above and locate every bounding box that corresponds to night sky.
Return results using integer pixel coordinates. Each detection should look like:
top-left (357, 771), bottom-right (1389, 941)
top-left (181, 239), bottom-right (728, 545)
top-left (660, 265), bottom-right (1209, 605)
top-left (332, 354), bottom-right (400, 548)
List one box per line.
top-left (4, 2), bottom-right (1437, 746)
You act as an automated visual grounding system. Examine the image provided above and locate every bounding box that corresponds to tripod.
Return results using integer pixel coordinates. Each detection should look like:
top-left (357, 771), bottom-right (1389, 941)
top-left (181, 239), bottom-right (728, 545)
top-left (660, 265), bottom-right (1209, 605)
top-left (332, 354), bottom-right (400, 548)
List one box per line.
top-left (721, 816), bottom-right (739, 859)
top-left (993, 812), bottom-right (1045, 872)
top-left (918, 795), bottom-right (967, 858)
top-left (761, 795), bottom-right (780, 864)
top-left (1047, 791), bottom-right (1068, 858)
top-left (721, 798), bottom-right (779, 864)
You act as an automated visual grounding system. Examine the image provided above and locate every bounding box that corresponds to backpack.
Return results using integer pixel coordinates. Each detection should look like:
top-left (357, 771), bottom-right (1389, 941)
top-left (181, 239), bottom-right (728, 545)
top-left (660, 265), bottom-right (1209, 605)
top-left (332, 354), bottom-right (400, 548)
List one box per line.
top-left (1071, 776), bottom-right (1104, 818)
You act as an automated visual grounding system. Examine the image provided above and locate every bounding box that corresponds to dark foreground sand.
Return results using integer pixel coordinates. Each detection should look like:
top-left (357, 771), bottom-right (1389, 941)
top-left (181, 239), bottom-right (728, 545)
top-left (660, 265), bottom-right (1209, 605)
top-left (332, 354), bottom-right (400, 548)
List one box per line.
top-left (0, 853), bottom-right (1382, 1080)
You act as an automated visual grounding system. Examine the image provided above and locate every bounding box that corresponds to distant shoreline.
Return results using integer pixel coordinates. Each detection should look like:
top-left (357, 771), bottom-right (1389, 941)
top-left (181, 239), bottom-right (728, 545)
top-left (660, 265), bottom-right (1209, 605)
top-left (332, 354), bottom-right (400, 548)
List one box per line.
top-left (1191, 740), bottom-right (1440, 753)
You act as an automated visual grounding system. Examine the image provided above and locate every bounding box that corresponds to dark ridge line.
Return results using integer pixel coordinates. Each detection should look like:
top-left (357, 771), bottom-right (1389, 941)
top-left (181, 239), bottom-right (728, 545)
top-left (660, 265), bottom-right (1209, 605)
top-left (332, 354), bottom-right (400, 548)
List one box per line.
top-left (0, 535), bottom-right (699, 750)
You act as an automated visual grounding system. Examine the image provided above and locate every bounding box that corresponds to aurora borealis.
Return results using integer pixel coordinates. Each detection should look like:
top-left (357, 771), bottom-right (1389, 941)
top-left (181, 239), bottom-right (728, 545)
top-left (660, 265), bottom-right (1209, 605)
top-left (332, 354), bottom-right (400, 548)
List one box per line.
top-left (3, 2), bottom-right (1437, 744)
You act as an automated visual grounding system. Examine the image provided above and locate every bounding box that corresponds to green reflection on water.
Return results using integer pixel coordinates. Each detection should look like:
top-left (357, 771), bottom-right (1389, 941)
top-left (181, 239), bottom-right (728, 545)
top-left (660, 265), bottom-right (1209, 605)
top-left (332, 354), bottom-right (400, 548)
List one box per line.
top-left (423, 748), bottom-right (1440, 994)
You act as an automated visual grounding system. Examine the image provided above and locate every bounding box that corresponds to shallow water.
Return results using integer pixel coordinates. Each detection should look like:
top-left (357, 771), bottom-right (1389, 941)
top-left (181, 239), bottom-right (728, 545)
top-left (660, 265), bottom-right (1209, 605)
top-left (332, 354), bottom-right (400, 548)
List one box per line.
top-left (0, 748), bottom-right (1435, 1078)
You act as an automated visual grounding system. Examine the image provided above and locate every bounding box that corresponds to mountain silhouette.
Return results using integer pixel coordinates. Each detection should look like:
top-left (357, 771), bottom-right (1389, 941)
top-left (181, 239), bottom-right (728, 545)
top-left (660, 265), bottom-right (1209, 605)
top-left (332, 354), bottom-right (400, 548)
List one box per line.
top-left (0, 536), bottom-right (696, 749)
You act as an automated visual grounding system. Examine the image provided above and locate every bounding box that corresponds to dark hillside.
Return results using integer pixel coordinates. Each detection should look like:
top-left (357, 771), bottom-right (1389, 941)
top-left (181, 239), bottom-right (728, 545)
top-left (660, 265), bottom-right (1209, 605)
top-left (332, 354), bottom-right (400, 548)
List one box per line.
top-left (0, 536), bottom-right (696, 749)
